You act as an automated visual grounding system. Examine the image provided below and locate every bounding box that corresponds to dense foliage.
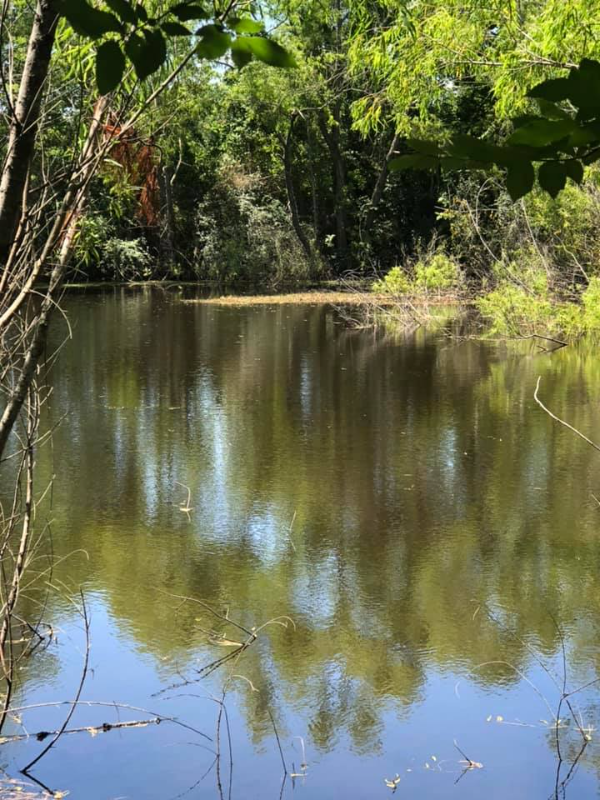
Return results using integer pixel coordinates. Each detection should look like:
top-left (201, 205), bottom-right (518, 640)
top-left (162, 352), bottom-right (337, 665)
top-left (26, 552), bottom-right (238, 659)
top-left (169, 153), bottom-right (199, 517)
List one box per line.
top-left (4, 0), bottom-right (600, 305)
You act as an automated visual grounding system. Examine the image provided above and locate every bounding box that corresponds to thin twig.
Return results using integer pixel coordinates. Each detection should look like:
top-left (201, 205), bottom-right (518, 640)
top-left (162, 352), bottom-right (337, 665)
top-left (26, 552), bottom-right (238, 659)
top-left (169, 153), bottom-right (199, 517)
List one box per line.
top-left (534, 376), bottom-right (600, 453)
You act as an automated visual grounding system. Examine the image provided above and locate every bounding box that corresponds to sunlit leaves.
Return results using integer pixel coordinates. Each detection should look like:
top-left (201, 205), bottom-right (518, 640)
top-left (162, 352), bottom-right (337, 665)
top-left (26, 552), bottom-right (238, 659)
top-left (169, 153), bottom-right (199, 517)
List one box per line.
top-left (231, 39), bottom-right (253, 70)
top-left (96, 40), bottom-right (125, 94)
top-left (243, 37), bottom-right (296, 68)
top-left (390, 58), bottom-right (600, 200)
top-left (196, 25), bottom-right (231, 59)
top-left (57, 0), bottom-right (297, 94)
top-left (229, 17), bottom-right (264, 35)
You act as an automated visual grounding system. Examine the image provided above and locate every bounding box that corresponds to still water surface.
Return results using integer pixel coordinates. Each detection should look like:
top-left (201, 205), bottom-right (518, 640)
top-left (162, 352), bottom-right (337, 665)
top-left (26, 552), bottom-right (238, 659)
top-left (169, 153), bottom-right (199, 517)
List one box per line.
top-left (6, 287), bottom-right (600, 799)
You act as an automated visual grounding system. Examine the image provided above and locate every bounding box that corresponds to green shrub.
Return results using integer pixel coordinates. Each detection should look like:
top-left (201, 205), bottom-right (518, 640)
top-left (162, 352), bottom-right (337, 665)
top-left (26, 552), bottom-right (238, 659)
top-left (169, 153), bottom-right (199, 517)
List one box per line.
top-left (372, 266), bottom-right (411, 295)
top-left (102, 237), bottom-right (153, 281)
top-left (582, 277), bottom-right (600, 333)
top-left (73, 213), bottom-right (113, 270)
top-left (477, 283), bottom-right (554, 337)
top-left (372, 253), bottom-right (461, 296)
top-left (195, 161), bottom-right (317, 287)
top-left (524, 177), bottom-right (600, 276)
top-left (476, 267), bottom-right (600, 340)
top-left (414, 252), bottom-right (461, 293)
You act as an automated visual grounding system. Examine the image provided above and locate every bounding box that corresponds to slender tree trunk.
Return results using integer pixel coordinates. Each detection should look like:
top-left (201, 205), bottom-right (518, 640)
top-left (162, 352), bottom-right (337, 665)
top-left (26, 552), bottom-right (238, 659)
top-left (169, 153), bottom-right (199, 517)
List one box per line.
top-left (306, 118), bottom-right (320, 245)
top-left (282, 118), bottom-right (314, 263)
top-left (0, 0), bottom-right (58, 265)
top-left (362, 132), bottom-right (401, 245)
top-left (319, 103), bottom-right (348, 266)
top-left (158, 165), bottom-right (176, 270)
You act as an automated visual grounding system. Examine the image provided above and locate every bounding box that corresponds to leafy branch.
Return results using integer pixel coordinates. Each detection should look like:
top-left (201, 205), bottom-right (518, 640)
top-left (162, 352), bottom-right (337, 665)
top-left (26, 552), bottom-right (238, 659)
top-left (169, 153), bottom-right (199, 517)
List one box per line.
top-left (57, 0), bottom-right (297, 95)
top-left (390, 59), bottom-right (600, 200)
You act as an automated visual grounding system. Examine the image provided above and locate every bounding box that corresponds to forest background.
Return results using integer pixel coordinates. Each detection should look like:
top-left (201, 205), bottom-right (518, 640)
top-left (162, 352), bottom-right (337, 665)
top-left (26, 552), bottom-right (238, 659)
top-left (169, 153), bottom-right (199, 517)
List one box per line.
top-left (0, 4), bottom-right (593, 285)
top-left (9, 0), bottom-right (596, 340)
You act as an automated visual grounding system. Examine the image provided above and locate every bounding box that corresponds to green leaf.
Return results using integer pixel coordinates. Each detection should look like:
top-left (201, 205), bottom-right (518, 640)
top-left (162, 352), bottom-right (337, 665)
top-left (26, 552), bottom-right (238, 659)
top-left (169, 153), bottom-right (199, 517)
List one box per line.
top-left (125, 29), bottom-right (166, 80)
top-left (58, 0), bottom-right (122, 38)
top-left (535, 98), bottom-right (570, 120)
top-left (447, 134), bottom-right (519, 166)
top-left (96, 40), bottom-right (125, 95)
top-left (125, 32), bottom-right (144, 71)
top-left (512, 114), bottom-right (543, 128)
top-left (105, 0), bottom-right (136, 24)
top-left (527, 78), bottom-right (571, 102)
top-left (229, 17), bottom-right (263, 34)
top-left (171, 2), bottom-right (209, 21)
top-left (389, 154), bottom-right (439, 171)
top-left (506, 161), bottom-right (534, 201)
top-left (161, 21), bottom-right (192, 36)
top-left (508, 119), bottom-right (575, 147)
top-left (440, 157), bottom-right (486, 172)
top-left (554, 61), bottom-right (600, 119)
top-left (243, 37), bottom-right (296, 68)
top-left (538, 161), bottom-right (567, 198)
top-left (568, 123), bottom-right (600, 147)
top-left (582, 148), bottom-right (600, 166)
top-left (196, 24), bottom-right (231, 59)
top-left (406, 138), bottom-right (442, 156)
top-left (577, 58), bottom-right (600, 79)
top-left (231, 38), bottom-right (253, 69)
top-left (564, 160), bottom-right (584, 185)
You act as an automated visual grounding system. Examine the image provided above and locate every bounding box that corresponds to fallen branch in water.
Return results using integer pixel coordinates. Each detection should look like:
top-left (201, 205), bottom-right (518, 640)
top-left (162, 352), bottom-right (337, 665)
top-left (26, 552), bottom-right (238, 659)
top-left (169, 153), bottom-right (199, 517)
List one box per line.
top-left (4, 700), bottom-right (212, 743)
top-left (520, 333), bottom-right (568, 352)
top-left (1, 717), bottom-right (163, 743)
top-left (534, 376), bottom-right (600, 453)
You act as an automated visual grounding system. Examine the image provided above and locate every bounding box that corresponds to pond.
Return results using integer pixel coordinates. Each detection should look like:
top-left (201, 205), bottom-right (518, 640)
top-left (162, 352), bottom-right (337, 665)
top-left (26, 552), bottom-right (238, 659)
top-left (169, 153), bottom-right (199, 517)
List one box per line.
top-left (4, 287), bottom-right (600, 799)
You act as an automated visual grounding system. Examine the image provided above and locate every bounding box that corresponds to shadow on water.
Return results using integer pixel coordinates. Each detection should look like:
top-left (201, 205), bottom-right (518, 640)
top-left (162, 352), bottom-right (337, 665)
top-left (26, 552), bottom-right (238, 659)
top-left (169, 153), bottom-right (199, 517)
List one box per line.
top-left (3, 286), bottom-right (600, 799)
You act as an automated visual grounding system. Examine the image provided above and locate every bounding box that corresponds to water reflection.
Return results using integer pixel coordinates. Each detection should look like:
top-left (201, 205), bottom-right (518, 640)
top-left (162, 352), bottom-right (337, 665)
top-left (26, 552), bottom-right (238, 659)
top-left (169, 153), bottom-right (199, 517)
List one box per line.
top-left (11, 287), bottom-right (600, 796)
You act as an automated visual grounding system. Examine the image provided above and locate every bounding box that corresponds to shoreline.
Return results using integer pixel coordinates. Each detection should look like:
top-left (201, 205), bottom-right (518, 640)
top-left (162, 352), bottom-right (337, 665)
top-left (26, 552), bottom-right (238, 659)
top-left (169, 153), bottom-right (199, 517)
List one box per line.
top-left (181, 290), bottom-right (464, 306)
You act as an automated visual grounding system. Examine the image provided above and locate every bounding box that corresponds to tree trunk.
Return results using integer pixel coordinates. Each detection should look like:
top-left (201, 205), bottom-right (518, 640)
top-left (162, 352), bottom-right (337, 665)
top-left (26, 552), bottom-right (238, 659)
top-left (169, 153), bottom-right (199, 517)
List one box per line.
top-left (282, 118), bottom-right (314, 263)
top-left (319, 103), bottom-right (348, 266)
top-left (306, 118), bottom-right (320, 245)
top-left (362, 132), bottom-right (401, 245)
top-left (0, 0), bottom-right (59, 266)
top-left (158, 165), bottom-right (176, 270)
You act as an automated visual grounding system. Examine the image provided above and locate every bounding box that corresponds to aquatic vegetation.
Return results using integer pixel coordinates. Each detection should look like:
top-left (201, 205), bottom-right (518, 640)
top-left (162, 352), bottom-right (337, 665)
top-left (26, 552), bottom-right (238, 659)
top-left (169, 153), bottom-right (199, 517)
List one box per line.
top-left (477, 267), bottom-right (600, 340)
